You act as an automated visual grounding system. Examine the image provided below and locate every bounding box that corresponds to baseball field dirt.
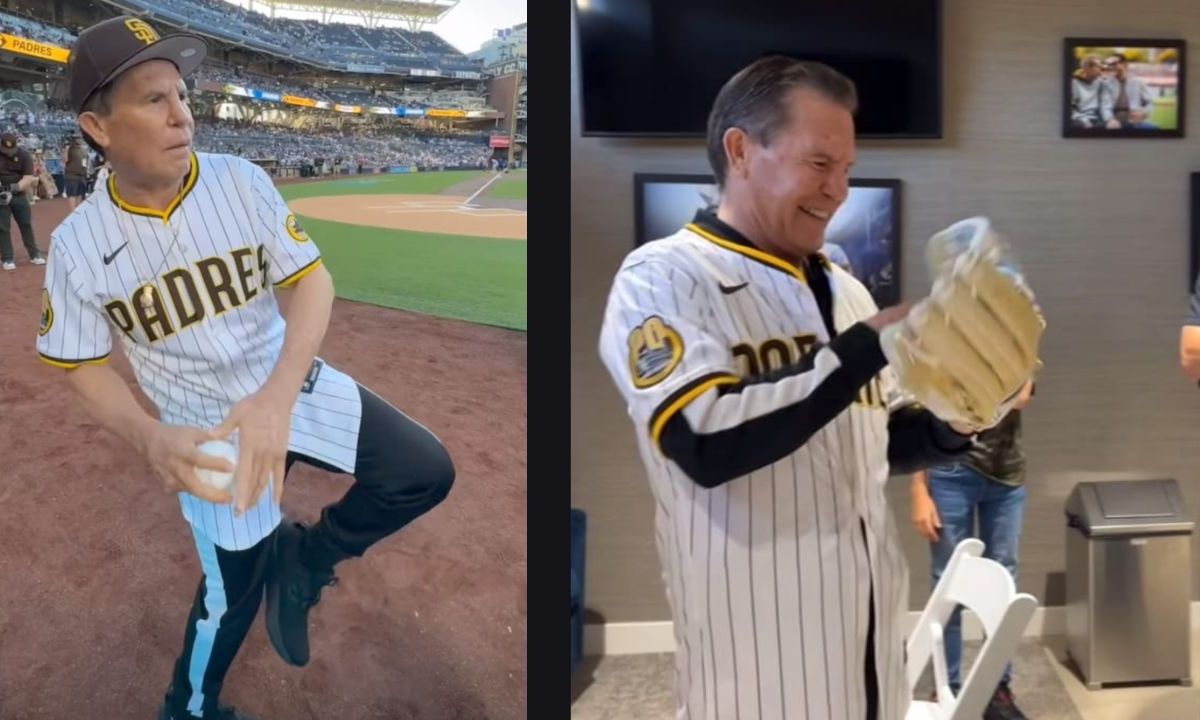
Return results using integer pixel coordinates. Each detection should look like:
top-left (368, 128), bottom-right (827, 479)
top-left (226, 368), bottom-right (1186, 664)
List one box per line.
top-left (0, 197), bottom-right (527, 719)
top-left (288, 194), bottom-right (527, 240)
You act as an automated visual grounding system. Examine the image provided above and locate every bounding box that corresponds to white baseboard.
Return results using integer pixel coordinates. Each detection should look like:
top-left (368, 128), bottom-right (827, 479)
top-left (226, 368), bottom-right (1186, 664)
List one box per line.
top-left (584, 620), bottom-right (677, 656)
top-left (585, 601), bottom-right (1200, 657)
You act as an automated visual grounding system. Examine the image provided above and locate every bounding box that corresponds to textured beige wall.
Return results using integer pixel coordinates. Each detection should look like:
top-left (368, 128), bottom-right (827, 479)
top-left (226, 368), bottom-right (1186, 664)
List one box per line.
top-left (571, 0), bottom-right (1200, 620)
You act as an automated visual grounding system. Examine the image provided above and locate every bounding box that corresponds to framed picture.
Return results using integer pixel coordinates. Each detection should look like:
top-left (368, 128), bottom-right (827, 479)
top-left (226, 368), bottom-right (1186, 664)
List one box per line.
top-left (633, 173), bottom-right (903, 307)
top-left (1062, 37), bottom-right (1185, 138)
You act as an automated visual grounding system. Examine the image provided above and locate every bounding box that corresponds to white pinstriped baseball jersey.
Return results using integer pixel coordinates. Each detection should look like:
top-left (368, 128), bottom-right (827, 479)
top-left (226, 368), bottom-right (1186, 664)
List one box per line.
top-left (37, 152), bottom-right (363, 550)
top-left (599, 217), bottom-right (911, 720)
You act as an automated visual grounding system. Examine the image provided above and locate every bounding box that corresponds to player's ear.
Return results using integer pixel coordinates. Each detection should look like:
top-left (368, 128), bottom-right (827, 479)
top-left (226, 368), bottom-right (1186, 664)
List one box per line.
top-left (77, 113), bottom-right (109, 151)
top-left (722, 126), bottom-right (750, 183)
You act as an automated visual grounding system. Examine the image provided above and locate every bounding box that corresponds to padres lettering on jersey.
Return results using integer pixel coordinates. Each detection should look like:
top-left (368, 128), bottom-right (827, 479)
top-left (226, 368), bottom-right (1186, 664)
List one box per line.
top-left (599, 211), bottom-right (968, 720)
top-left (37, 152), bottom-right (363, 551)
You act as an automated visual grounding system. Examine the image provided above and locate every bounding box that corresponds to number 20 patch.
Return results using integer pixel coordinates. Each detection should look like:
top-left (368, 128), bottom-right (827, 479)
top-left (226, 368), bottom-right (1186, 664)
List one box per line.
top-left (627, 316), bottom-right (684, 388)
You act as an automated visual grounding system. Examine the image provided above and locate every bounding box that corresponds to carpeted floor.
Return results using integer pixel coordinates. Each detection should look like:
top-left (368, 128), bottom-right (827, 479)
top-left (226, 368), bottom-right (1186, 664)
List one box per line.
top-left (571, 640), bottom-right (1085, 719)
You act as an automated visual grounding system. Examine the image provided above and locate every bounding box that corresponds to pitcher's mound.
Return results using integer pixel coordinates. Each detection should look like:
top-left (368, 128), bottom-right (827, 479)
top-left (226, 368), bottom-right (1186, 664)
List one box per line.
top-left (289, 194), bottom-right (526, 240)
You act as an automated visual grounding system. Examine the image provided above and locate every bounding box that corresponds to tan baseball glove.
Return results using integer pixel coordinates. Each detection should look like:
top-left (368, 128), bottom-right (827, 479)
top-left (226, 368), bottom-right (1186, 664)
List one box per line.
top-left (880, 217), bottom-right (1045, 430)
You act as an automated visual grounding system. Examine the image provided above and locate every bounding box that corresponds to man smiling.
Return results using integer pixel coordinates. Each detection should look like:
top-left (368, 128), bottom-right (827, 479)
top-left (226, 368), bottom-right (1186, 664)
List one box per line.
top-left (599, 56), bottom-right (975, 720)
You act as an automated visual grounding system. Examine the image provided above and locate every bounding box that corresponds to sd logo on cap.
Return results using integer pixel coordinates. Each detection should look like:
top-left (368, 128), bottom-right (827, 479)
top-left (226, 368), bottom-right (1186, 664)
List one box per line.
top-left (67, 15), bottom-right (207, 114)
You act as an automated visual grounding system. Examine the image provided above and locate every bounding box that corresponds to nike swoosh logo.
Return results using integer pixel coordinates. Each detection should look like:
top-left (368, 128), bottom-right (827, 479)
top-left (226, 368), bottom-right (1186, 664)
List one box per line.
top-left (719, 282), bottom-right (749, 295)
top-left (102, 241), bottom-right (129, 265)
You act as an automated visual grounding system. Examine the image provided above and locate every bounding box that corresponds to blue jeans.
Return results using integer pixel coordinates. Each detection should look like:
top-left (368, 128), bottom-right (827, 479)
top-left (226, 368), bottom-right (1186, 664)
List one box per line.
top-left (928, 463), bottom-right (1027, 691)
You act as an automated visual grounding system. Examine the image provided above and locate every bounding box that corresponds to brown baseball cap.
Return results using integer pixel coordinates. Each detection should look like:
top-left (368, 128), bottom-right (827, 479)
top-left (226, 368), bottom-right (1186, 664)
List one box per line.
top-left (68, 15), bottom-right (207, 114)
top-left (0, 133), bottom-right (17, 155)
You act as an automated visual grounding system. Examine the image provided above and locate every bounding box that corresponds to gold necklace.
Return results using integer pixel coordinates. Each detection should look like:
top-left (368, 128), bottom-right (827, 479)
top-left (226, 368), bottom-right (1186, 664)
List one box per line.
top-left (139, 211), bottom-right (188, 310)
top-left (112, 173), bottom-right (189, 311)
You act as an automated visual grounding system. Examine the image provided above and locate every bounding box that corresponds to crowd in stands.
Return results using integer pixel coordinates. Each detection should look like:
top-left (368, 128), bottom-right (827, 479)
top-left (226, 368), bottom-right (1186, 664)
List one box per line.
top-left (190, 117), bottom-right (492, 170)
top-left (119, 0), bottom-right (480, 73)
top-left (0, 0), bottom-right (511, 174)
top-left (189, 63), bottom-right (489, 110)
top-left (0, 8), bottom-right (76, 46)
top-left (0, 2), bottom-right (484, 78)
top-left (5, 112), bottom-right (493, 173)
top-left (191, 64), bottom-right (339, 103)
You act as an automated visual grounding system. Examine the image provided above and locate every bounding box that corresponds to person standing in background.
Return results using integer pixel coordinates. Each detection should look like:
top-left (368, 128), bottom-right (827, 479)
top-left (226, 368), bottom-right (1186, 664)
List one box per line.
top-left (0, 132), bottom-right (43, 270)
top-left (62, 135), bottom-right (89, 210)
top-left (1178, 272), bottom-right (1200, 380)
top-left (910, 380), bottom-right (1035, 720)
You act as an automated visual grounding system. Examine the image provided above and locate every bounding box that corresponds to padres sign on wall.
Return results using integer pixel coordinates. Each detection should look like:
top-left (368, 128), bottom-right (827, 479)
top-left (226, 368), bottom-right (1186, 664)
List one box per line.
top-left (0, 34), bottom-right (69, 64)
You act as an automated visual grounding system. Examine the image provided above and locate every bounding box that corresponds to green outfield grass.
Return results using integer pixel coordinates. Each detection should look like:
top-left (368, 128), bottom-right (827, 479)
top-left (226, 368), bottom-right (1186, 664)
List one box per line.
top-left (1149, 97), bottom-right (1178, 130)
top-left (279, 175), bottom-right (526, 330)
top-left (278, 171), bottom-right (491, 201)
top-left (488, 173), bottom-right (528, 200)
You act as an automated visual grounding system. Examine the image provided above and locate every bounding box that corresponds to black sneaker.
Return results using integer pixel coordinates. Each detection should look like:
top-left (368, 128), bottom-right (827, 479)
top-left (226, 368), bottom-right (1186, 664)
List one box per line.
top-left (264, 521), bottom-right (339, 667)
top-left (983, 681), bottom-right (1027, 720)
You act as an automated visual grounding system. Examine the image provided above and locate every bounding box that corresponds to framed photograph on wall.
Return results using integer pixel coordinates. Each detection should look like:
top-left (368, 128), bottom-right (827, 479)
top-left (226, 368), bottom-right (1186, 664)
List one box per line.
top-left (633, 173), bottom-right (903, 307)
top-left (1062, 37), bottom-right (1185, 138)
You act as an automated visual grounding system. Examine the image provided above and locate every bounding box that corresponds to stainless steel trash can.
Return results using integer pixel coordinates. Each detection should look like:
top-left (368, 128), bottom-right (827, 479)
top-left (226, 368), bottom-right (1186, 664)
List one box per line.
top-left (1065, 478), bottom-right (1194, 689)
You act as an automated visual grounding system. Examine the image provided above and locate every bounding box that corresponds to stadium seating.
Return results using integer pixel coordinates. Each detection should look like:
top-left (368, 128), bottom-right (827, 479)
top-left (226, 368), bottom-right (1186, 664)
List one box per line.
top-left (0, 5), bottom-right (521, 174)
top-left (0, 9), bottom-right (76, 46)
top-left (114, 0), bottom-right (480, 73)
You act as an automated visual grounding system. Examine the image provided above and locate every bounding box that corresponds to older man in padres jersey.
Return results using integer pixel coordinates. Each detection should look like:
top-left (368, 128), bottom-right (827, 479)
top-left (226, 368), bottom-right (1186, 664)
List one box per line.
top-left (600, 57), bottom-right (977, 720)
top-left (37, 17), bottom-right (454, 720)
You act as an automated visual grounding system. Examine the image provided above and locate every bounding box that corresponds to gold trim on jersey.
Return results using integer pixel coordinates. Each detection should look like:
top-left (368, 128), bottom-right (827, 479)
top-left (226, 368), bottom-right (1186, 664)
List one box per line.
top-left (275, 257), bottom-right (324, 288)
top-left (37, 352), bottom-right (111, 370)
top-left (650, 373), bottom-right (740, 446)
top-left (107, 152), bottom-right (200, 224)
top-left (685, 223), bottom-right (808, 284)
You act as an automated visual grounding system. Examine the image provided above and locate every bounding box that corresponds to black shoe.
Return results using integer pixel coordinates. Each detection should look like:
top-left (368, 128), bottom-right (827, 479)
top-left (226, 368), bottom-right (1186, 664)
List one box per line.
top-left (158, 687), bottom-right (260, 720)
top-left (265, 521), bottom-right (339, 667)
top-left (983, 682), bottom-right (1027, 720)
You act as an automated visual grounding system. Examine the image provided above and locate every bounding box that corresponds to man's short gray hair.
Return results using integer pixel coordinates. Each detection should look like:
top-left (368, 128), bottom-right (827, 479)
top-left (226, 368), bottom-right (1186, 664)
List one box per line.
top-left (706, 56), bottom-right (857, 189)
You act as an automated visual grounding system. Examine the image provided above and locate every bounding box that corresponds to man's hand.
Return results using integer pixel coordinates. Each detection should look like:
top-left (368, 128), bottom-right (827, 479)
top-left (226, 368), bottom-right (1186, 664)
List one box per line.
top-left (911, 489), bottom-right (942, 542)
top-left (144, 424), bottom-right (235, 504)
top-left (863, 303), bottom-right (911, 333)
top-left (213, 389), bottom-right (293, 515)
top-left (1130, 110), bottom-right (1147, 123)
top-left (1012, 379), bottom-right (1035, 410)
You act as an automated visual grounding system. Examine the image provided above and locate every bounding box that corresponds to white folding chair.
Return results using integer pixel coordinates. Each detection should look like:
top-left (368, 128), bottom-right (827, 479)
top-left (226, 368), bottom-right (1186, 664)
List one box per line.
top-left (905, 538), bottom-right (1039, 720)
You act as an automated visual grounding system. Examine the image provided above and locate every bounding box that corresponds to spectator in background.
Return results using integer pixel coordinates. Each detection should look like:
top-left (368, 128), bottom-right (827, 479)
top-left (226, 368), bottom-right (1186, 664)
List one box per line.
top-left (0, 132), bottom-right (43, 270)
top-left (62, 135), bottom-right (88, 210)
top-left (910, 379), bottom-right (1036, 720)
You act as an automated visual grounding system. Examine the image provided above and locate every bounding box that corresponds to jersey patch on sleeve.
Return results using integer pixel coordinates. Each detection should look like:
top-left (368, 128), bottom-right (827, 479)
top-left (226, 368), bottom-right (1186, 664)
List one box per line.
top-left (38, 288), bottom-right (53, 337)
top-left (627, 316), bottom-right (684, 388)
top-left (285, 214), bottom-right (311, 243)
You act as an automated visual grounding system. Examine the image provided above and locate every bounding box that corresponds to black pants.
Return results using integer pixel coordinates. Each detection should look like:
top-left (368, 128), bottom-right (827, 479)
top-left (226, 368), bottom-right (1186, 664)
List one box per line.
top-left (861, 520), bottom-right (879, 720)
top-left (167, 384), bottom-right (455, 716)
top-left (0, 193), bottom-right (38, 262)
top-left (865, 584), bottom-right (878, 720)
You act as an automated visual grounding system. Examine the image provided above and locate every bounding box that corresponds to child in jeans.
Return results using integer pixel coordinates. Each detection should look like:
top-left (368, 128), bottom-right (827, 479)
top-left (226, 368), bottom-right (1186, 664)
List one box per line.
top-left (911, 380), bottom-right (1034, 720)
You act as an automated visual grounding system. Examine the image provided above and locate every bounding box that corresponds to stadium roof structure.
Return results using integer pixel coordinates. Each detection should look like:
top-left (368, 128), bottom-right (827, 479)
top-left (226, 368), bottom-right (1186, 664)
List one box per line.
top-left (245, 0), bottom-right (459, 30)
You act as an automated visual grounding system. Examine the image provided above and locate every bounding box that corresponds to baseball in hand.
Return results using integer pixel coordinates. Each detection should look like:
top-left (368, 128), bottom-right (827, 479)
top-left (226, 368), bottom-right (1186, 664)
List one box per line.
top-left (195, 439), bottom-right (238, 491)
